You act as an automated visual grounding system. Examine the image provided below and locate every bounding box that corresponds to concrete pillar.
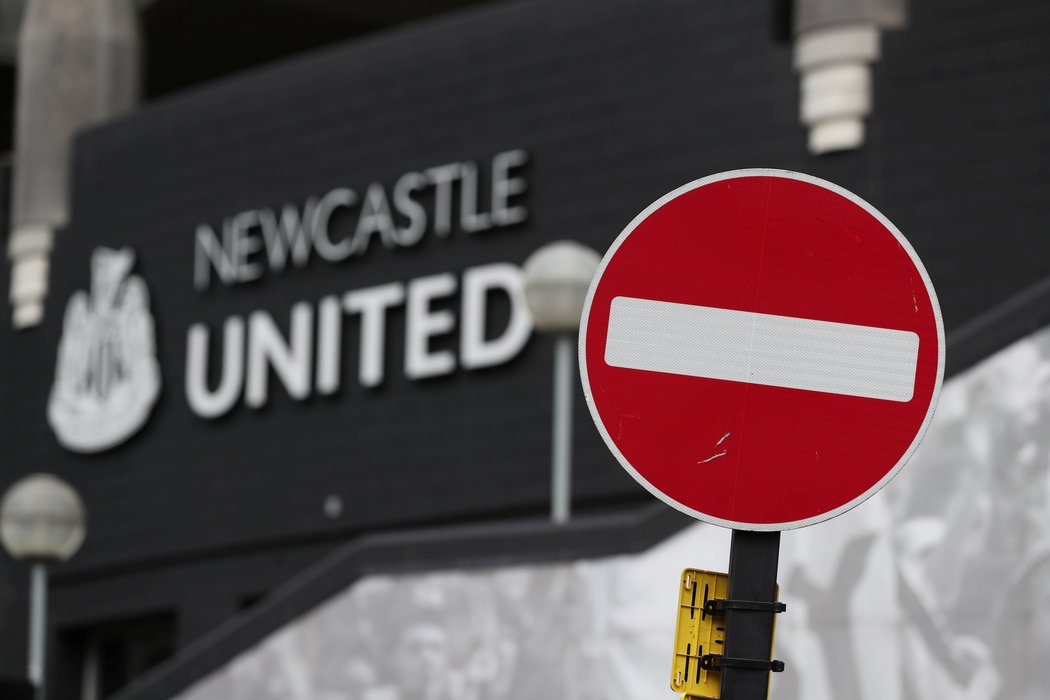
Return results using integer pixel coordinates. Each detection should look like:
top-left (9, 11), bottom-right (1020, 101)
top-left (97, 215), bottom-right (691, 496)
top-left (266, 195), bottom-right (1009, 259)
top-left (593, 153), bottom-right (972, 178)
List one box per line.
top-left (793, 0), bottom-right (906, 155)
top-left (8, 0), bottom-right (139, 329)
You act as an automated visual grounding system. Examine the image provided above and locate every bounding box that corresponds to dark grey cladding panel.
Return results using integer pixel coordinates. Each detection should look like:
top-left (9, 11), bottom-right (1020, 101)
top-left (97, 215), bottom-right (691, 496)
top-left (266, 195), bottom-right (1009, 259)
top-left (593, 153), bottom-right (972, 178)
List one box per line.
top-left (0, 677), bottom-right (34, 700)
top-left (0, 164), bottom-right (28, 686)
top-left (37, 0), bottom-right (1048, 573)
top-left (946, 275), bottom-right (1050, 376)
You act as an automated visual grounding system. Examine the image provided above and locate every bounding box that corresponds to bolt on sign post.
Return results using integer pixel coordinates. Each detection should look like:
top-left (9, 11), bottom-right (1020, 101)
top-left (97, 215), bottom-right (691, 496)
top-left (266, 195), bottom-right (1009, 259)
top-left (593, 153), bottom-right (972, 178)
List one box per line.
top-left (579, 170), bottom-right (944, 699)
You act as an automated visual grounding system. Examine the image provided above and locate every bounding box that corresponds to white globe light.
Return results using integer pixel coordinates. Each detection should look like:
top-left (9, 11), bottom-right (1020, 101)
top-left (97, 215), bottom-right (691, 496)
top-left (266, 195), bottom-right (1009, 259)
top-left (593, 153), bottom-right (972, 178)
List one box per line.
top-left (522, 240), bottom-right (602, 332)
top-left (0, 474), bottom-right (86, 562)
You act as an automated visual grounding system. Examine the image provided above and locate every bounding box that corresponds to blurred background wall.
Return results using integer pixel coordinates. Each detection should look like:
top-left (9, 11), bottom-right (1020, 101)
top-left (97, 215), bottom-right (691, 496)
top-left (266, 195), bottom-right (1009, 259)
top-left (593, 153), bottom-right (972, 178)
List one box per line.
top-left (0, 0), bottom-right (1047, 698)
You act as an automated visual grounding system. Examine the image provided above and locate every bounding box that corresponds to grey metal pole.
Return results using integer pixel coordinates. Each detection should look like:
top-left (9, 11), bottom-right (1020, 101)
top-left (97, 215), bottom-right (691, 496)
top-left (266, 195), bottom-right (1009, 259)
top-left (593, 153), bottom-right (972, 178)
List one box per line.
top-left (719, 530), bottom-right (781, 699)
top-left (28, 562), bottom-right (47, 698)
top-left (551, 334), bottom-right (574, 523)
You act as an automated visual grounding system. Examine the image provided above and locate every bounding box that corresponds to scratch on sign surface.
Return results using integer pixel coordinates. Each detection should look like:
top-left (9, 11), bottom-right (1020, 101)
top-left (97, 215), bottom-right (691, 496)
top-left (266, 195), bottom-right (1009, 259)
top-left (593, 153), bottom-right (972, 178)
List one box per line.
top-left (716, 432), bottom-right (730, 445)
top-left (698, 450), bottom-right (727, 464)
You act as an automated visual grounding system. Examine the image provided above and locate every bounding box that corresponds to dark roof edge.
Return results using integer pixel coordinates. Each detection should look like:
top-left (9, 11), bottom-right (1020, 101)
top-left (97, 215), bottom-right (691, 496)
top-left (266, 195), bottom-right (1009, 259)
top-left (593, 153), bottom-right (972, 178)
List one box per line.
top-left (115, 274), bottom-right (1050, 700)
top-left (945, 275), bottom-right (1050, 377)
top-left (113, 501), bottom-right (692, 700)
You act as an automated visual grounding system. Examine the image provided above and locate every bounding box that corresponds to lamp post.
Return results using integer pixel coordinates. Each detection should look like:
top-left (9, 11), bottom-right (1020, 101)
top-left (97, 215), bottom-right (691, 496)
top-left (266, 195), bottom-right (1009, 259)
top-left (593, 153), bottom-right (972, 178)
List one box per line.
top-left (522, 241), bottom-right (601, 524)
top-left (1, 474), bottom-right (87, 699)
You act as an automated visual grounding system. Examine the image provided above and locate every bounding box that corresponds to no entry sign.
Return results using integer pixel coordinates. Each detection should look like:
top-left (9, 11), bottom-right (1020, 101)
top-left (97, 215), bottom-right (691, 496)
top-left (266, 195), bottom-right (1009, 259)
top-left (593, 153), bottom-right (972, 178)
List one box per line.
top-left (580, 170), bottom-right (944, 530)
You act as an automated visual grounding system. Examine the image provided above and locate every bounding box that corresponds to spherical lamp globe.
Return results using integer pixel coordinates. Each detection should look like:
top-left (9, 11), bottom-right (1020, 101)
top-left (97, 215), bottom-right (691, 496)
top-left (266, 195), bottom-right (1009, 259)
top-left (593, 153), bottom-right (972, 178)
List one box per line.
top-left (0, 474), bottom-right (86, 563)
top-left (522, 240), bottom-right (602, 333)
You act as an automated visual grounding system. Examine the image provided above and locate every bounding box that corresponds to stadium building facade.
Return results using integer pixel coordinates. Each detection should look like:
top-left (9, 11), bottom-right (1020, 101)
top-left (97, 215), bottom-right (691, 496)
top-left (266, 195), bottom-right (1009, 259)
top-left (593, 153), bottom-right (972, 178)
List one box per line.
top-left (0, 0), bottom-right (1049, 698)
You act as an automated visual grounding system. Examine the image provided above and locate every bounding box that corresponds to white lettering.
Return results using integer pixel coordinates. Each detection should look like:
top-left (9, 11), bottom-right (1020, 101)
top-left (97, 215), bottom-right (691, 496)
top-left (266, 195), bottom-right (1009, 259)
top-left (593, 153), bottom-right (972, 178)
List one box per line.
top-left (459, 161), bottom-right (492, 233)
top-left (245, 304), bottom-right (314, 408)
top-left (260, 201), bottom-right (315, 271)
top-left (405, 273), bottom-right (457, 379)
top-left (425, 162), bottom-right (463, 237)
top-left (187, 264), bottom-right (536, 417)
top-left (185, 318), bottom-right (245, 418)
top-left (192, 150), bottom-right (530, 291)
top-left (312, 188), bottom-right (357, 262)
top-left (344, 282), bottom-right (405, 388)
top-left (392, 172), bottom-right (428, 246)
top-left (228, 211), bottom-right (265, 283)
top-left (491, 149), bottom-right (529, 226)
top-left (352, 183), bottom-right (399, 255)
top-left (460, 263), bottom-right (533, 369)
top-left (194, 224), bottom-right (232, 291)
top-left (316, 296), bottom-right (342, 395)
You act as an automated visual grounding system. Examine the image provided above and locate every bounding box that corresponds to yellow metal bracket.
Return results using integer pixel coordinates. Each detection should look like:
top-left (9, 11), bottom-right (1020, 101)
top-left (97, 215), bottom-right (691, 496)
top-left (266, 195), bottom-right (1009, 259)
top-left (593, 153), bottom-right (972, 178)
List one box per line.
top-left (670, 569), bottom-right (729, 698)
top-left (670, 568), bottom-right (782, 699)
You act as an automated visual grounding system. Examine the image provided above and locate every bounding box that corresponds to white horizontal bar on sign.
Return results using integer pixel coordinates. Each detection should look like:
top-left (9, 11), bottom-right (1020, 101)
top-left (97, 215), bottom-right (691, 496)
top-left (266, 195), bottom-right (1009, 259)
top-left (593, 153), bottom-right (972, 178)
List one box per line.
top-left (604, 296), bottom-right (919, 402)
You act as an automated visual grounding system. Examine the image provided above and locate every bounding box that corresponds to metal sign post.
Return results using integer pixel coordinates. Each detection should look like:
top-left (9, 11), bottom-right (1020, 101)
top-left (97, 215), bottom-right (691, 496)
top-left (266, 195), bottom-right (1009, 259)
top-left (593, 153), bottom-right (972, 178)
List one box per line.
top-left (719, 531), bottom-right (782, 699)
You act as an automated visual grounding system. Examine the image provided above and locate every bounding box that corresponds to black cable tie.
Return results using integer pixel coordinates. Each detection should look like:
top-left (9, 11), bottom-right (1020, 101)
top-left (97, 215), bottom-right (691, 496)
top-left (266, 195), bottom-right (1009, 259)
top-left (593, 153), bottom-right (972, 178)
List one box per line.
top-left (703, 598), bottom-right (787, 616)
top-left (700, 654), bottom-right (785, 673)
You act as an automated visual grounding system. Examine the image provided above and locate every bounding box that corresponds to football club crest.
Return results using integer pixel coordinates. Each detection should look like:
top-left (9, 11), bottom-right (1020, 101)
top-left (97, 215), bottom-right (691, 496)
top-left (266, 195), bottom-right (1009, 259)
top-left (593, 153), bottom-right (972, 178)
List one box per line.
top-left (48, 247), bottom-right (161, 453)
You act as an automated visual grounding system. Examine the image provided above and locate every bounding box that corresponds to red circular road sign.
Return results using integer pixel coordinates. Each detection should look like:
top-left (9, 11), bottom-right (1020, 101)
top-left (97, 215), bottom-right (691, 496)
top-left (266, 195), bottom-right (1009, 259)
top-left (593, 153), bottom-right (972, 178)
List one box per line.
top-left (580, 170), bottom-right (944, 530)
